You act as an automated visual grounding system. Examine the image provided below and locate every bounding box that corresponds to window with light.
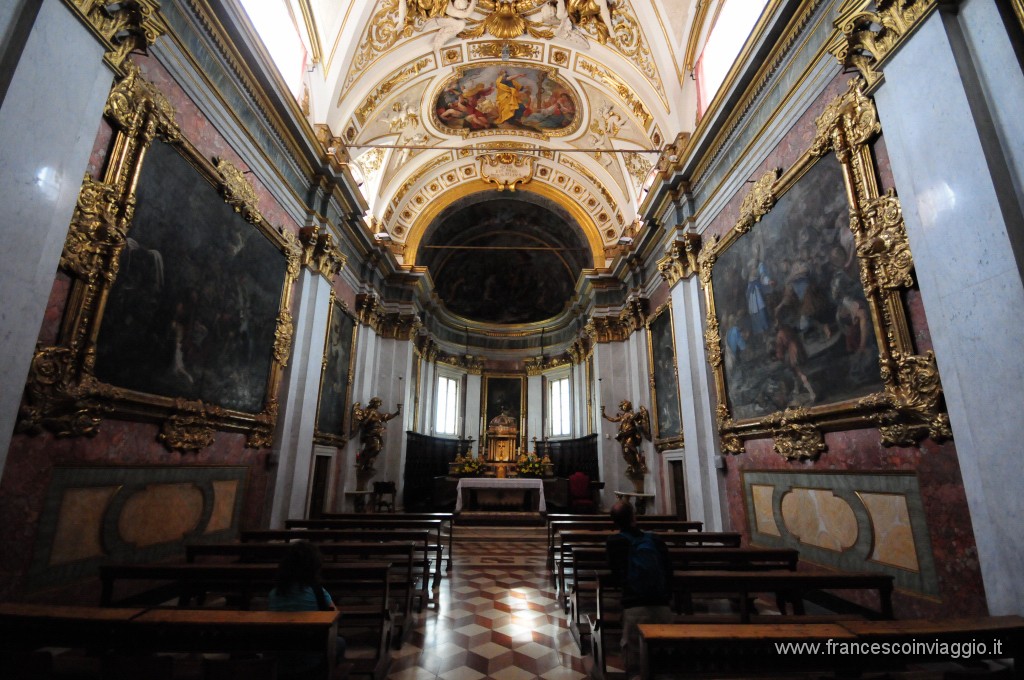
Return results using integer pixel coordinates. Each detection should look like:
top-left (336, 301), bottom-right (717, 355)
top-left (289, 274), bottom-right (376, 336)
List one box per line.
top-left (694, 0), bottom-right (770, 118)
top-left (549, 376), bottom-right (572, 438)
top-left (434, 375), bottom-right (460, 436)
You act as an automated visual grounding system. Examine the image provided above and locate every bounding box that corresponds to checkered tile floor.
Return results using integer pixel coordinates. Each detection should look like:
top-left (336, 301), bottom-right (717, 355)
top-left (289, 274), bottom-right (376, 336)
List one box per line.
top-left (384, 525), bottom-right (596, 680)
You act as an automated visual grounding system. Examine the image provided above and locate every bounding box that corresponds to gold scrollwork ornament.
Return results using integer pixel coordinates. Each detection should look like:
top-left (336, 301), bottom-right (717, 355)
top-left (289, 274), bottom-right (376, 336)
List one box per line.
top-left (62, 177), bottom-right (127, 283)
top-left (853, 189), bottom-right (915, 293)
top-left (860, 350), bottom-right (952, 446)
top-left (17, 347), bottom-right (114, 438)
top-left (765, 408), bottom-right (828, 461)
top-left (737, 169), bottom-right (779, 232)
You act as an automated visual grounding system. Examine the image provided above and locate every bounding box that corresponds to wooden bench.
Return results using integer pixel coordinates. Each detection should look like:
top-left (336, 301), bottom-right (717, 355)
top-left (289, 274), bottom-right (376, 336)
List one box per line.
top-left (185, 541), bottom-right (420, 644)
top-left (545, 516), bottom-right (698, 570)
top-left (638, 616), bottom-right (1024, 679)
top-left (565, 547), bottom-right (800, 651)
top-left (318, 512), bottom-right (456, 571)
top-left (0, 603), bottom-right (345, 680)
top-left (554, 529), bottom-right (740, 603)
top-left (588, 568), bottom-right (895, 680)
top-left (99, 561), bottom-right (393, 677)
top-left (240, 528), bottom-right (440, 604)
top-left (244, 527), bottom-right (443, 595)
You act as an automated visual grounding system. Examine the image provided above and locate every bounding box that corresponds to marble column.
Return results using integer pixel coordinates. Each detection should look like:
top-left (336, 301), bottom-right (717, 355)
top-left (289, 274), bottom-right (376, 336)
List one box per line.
top-left (0, 0), bottom-right (115, 473)
top-left (873, 1), bottom-right (1024, 614)
top-left (268, 270), bottom-right (331, 528)
top-left (670, 276), bottom-right (726, 531)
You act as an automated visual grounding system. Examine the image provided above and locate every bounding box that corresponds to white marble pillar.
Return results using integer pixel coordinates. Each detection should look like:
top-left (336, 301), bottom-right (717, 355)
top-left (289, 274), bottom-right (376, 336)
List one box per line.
top-left (873, 2), bottom-right (1024, 615)
top-left (465, 372), bottom-right (482, 448)
top-left (527, 373), bottom-right (543, 450)
top-left (0, 0), bottom-right (115, 474)
top-left (268, 270), bottom-right (332, 527)
top-left (671, 277), bottom-right (726, 530)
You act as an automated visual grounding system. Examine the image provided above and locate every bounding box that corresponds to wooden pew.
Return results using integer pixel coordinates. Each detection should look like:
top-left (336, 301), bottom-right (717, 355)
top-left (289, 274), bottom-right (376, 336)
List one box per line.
top-left (545, 516), bottom-right (696, 570)
top-left (98, 561), bottom-right (393, 676)
top-left (0, 603), bottom-right (345, 680)
top-left (319, 512), bottom-right (456, 572)
top-left (186, 540), bottom-right (420, 644)
top-left (256, 522), bottom-right (444, 593)
top-left (554, 529), bottom-right (740, 602)
top-left (565, 546), bottom-right (800, 651)
top-left (588, 568), bottom-right (895, 680)
top-left (244, 527), bottom-right (443, 595)
top-left (638, 616), bottom-right (1024, 679)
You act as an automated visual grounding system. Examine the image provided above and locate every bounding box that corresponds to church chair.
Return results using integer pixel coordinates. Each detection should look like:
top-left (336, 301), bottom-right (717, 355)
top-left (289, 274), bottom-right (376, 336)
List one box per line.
top-left (567, 471), bottom-right (596, 514)
top-left (372, 481), bottom-right (396, 513)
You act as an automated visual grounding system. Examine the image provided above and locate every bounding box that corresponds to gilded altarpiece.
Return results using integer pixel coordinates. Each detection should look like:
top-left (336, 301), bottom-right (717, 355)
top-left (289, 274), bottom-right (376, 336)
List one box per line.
top-left (16, 65), bottom-right (301, 451)
top-left (698, 79), bottom-right (950, 461)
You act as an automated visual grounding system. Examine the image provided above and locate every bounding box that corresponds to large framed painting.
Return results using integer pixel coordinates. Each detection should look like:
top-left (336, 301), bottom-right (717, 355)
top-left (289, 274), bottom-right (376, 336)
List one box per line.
top-left (16, 65), bottom-right (303, 450)
top-left (698, 79), bottom-right (950, 460)
top-left (314, 294), bottom-right (358, 446)
top-left (646, 303), bottom-right (684, 451)
top-left (482, 375), bottom-right (525, 445)
top-left (431, 62), bottom-right (581, 138)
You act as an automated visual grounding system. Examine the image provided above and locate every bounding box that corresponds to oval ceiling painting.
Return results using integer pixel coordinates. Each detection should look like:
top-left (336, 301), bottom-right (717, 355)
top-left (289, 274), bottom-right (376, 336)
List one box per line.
top-left (432, 63), bottom-right (581, 137)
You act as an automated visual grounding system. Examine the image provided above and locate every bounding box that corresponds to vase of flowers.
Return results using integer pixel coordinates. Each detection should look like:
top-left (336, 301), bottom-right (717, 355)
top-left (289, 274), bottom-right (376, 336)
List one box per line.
top-left (514, 452), bottom-right (552, 478)
top-left (450, 454), bottom-right (486, 477)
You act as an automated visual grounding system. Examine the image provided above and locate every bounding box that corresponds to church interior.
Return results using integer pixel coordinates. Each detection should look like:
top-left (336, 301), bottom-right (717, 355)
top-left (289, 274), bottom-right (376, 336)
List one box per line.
top-left (2, 0), bottom-right (1024, 678)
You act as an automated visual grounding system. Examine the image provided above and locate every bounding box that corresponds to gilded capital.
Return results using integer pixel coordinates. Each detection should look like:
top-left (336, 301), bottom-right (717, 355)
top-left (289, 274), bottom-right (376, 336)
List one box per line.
top-left (300, 226), bottom-right (347, 279)
top-left (656, 233), bottom-right (702, 286)
top-left (66, 0), bottom-right (168, 75)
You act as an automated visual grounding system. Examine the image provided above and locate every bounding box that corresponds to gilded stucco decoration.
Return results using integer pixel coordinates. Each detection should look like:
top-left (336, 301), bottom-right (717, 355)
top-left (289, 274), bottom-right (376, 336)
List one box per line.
top-left (830, 0), bottom-right (940, 90)
top-left (698, 78), bottom-right (948, 461)
top-left (479, 152), bottom-right (535, 190)
top-left (576, 57), bottom-right (653, 129)
top-left (737, 169), bottom-right (779, 232)
top-left (656, 233), bottom-right (701, 287)
top-left (346, 0), bottom-right (407, 91)
top-left (524, 354), bottom-right (572, 375)
top-left (17, 68), bottom-right (300, 451)
top-left (353, 56), bottom-right (433, 124)
top-left (67, 0), bottom-right (167, 75)
top-left (299, 226), bottom-right (347, 279)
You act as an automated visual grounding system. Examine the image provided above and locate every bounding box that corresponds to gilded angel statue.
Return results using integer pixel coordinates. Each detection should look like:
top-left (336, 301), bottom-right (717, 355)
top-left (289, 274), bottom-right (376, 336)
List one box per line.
top-left (601, 399), bottom-right (651, 477)
top-left (352, 397), bottom-right (401, 473)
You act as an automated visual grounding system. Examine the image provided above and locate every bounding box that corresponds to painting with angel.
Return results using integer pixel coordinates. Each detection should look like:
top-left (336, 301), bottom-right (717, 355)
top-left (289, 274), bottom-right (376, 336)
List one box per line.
top-left (432, 63), bottom-right (579, 135)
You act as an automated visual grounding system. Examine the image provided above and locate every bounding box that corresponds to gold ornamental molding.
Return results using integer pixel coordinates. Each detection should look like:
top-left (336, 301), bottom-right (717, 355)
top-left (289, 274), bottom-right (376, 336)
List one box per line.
top-left (356, 292), bottom-right (386, 332)
top-left (479, 152), bottom-right (535, 191)
top-left (585, 295), bottom-right (647, 343)
top-left (697, 77), bottom-right (948, 462)
top-left (830, 0), bottom-right (941, 91)
top-left (859, 350), bottom-right (952, 446)
top-left (524, 354), bottom-right (571, 376)
top-left (18, 67), bottom-right (300, 451)
top-left (765, 408), bottom-right (828, 462)
top-left (300, 226), bottom-right (347, 279)
top-left (379, 313), bottom-right (424, 341)
top-left (737, 169), bottom-right (779, 232)
top-left (656, 233), bottom-right (702, 287)
top-left (65, 0), bottom-right (168, 75)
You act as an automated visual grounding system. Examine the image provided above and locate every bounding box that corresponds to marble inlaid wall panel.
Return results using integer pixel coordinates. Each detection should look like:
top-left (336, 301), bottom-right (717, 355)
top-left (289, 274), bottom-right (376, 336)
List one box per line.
top-left (28, 465), bottom-right (248, 589)
top-left (743, 470), bottom-right (938, 596)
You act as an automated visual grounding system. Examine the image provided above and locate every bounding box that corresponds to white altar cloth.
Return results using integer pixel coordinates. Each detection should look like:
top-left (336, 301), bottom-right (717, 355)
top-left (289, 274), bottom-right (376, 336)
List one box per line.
top-left (454, 477), bottom-right (546, 512)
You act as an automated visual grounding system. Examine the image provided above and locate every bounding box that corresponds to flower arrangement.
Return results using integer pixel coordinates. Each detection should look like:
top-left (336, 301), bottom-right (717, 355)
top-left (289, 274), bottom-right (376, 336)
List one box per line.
top-left (514, 452), bottom-right (552, 478)
top-left (450, 454), bottom-right (487, 477)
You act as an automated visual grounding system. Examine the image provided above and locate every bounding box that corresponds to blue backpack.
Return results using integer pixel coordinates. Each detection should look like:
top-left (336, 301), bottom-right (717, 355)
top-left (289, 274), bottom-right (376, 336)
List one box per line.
top-left (625, 531), bottom-right (668, 600)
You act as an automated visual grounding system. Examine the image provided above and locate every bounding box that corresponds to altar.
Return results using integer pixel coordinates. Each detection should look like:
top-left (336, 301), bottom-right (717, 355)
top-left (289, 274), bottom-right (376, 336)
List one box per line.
top-left (455, 478), bottom-right (547, 513)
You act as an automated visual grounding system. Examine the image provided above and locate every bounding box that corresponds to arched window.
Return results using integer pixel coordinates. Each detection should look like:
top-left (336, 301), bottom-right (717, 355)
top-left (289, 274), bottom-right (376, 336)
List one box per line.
top-left (694, 0), bottom-right (770, 118)
top-left (239, 0), bottom-right (308, 99)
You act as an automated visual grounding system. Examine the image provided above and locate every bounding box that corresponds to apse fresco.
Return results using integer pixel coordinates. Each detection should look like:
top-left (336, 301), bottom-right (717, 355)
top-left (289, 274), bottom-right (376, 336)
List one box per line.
top-left (433, 64), bottom-right (578, 134)
top-left (420, 194), bottom-right (591, 325)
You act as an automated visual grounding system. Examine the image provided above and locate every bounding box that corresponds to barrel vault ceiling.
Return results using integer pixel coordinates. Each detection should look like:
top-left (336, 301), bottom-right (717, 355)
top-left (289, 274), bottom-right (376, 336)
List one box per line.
top-left (295, 1), bottom-right (700, 267)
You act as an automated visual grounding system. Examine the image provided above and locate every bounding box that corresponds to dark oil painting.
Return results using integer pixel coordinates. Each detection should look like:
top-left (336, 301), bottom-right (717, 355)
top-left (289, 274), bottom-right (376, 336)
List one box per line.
top-left (712, 157), bottom-right (882, 421)
top-left (94, 140), bottom-right (288, 413)
top-left (483, 376), bottom-right (524, 431)
top-left (434, 64), bottom-right (578, 134)
top-left (649, 308), bottom-right (682, 441)
top-left (316, 301), bottom-right (356, 438)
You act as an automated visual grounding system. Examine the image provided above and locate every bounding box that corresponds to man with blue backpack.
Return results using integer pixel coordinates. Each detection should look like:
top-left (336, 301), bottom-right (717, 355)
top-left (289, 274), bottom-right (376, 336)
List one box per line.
top-left (606, 500), bottom-right (674, 680)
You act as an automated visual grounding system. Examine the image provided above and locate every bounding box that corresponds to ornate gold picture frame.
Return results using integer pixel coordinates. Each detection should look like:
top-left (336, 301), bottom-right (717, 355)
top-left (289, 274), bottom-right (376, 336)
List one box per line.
top-left (314, 292), bottom-right (358, 446)
top-left (646, 302), bottom-right (684, 452)
top-left (697, 79), bottom-right (950, 461)
top-left (17, 65), bottom-right (301, 451)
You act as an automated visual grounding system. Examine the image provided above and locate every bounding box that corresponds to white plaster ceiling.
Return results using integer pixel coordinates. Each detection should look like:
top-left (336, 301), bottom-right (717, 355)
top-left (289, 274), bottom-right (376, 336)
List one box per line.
top-left (295, 1), bottom-right (702, 267)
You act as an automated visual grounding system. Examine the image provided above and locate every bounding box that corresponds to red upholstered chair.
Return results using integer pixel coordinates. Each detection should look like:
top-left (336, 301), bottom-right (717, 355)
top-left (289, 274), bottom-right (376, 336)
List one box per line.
top-left (568, 471), bottom-right (596, 513)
